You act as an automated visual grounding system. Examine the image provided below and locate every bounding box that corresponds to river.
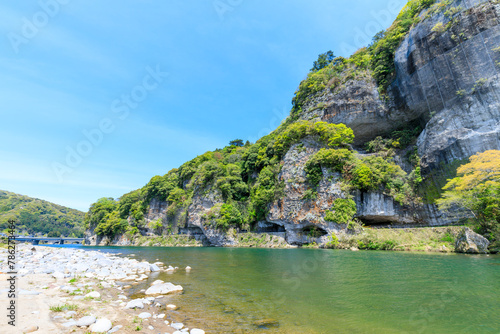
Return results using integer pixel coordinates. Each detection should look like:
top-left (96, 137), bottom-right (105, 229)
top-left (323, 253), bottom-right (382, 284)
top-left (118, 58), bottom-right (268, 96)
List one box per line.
top-left (47, 245), bottom-right (500, 333)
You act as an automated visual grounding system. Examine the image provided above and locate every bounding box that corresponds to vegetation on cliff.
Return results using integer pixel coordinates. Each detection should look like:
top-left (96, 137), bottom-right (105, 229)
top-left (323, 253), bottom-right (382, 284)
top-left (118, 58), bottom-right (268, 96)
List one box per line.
top-left (0, 190), bottom-right (85, 237)
top-left (85, 0), bottom-right (446, 239)
top-left (85, 120), bottom-right (357, 238)
top-left (86, 116), bottom-right (424, 239)
top-left (289, 0), bottom-right (455, 116)
top-left (437, 150), bottom-right (500, 250)
top-left (84, 0), bottom-right (498, 252)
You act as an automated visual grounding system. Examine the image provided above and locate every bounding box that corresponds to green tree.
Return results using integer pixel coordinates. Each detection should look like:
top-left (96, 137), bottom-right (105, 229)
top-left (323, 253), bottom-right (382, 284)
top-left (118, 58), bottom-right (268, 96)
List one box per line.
top-left (437, 150), bottom-right (500, 249)
top-left (47, 230), bottom-right (61, 238)
top-left (311, 50), bottom-right (335, 71)
top-left (229, 139), bottom-right (244, 147)
top-left (84, 197), bottom-right (117, 229)
top-left (325, 198), bottom-right (357, 224)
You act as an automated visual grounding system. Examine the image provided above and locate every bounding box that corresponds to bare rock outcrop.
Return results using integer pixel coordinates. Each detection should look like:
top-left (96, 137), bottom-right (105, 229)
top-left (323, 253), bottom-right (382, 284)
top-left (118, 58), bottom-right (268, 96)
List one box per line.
top-left (455, 227), bottom-right (490, 253)
top-left (392, 0), bottom-right (500, 171)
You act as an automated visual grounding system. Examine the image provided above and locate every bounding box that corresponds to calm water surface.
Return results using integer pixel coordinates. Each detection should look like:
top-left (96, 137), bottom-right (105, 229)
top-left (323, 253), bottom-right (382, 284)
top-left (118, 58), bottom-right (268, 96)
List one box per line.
top-left (51, 245), bottom-right (500, 333)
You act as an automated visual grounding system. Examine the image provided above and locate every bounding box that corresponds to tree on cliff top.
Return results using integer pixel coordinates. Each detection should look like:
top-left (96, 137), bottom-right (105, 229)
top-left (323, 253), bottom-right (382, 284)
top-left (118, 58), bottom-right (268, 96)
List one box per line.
top-left (437, 150), bottom-right (500, 250)
top-left (311, 50), bottom-right (335, 71)
top-left (229, 139), bottom-right (244, 147)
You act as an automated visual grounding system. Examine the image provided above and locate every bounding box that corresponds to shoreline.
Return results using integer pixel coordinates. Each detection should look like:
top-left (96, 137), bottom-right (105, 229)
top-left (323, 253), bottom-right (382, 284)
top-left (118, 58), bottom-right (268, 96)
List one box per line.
top-left (83, 225), bottom-right (492, 254)
top-left (0, 244), bottom-right (206, 334)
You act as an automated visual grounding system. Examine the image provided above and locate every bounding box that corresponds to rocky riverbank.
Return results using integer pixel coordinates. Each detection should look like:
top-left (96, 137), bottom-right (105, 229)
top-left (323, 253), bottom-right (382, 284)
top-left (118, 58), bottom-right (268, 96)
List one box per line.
top-left (0, 244), bottom-right (206, 334)
top-left (89, 226), bottom-right (492, 254)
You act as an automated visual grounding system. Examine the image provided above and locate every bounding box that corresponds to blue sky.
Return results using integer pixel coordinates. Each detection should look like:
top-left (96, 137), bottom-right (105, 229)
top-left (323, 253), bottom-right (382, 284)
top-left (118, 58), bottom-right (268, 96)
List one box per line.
top-left (0, 0), bottom-right (406, 211)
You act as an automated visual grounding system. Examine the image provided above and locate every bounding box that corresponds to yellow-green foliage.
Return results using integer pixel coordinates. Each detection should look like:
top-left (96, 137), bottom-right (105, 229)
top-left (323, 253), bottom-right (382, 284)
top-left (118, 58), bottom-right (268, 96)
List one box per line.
top-left (273, 120), bottom-right (354, 157)
top-left (149, 219), bottom-right (163, 231)
top-left (341, 226), bottom-right (461, 252)
top-left (93, 209), bottom-right (128, 238)
top-left (291, 49), bottom-right (372, 118)
top-left (133, 234), bottom-right (202, 247)
top-left (437, 150), bottom-right (500, 249)
top-left (305, 147), bottom-right (420, 205)
top-left (324, 198), bottom-right (357, 224)
top-left (325, 234), bottom-right (340, 249)
top-left (431, 22), bottom-right (446, 33)
top-left (304, 148), bottom-right (353, 186)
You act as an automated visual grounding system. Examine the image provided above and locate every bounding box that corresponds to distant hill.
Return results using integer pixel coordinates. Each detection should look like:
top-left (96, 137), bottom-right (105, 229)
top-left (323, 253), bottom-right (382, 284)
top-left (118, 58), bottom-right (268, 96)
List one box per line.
top-left (0, 190), bottom-right (85, 237)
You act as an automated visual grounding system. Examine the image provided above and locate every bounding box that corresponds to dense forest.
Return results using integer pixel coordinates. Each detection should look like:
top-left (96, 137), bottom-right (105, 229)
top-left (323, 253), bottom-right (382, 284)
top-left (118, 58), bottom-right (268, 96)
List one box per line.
top-left (0, 190), bottom-right (85, 237)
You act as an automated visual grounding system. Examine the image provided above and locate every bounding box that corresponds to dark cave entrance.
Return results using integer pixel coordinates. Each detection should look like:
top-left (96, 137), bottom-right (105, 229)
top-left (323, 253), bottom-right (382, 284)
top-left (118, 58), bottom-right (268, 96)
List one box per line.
top-left (300, 225), bottom-right (328, 238)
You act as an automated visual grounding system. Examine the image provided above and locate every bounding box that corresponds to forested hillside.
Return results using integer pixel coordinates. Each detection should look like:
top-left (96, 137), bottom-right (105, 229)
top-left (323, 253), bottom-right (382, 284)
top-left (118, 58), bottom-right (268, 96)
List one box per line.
top-left (0, 190), bottom-right (85, 237)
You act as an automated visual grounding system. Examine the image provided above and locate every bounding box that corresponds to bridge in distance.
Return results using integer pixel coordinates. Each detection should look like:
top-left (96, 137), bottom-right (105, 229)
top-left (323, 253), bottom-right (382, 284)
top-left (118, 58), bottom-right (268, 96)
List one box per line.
top-left (13, 236), bottom-right (88, 245)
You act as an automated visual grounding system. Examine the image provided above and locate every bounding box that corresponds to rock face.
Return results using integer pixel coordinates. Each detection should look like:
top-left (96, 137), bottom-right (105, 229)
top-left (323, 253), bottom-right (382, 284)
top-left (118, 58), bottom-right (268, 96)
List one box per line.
top-left (297, 72), bottom-right (396, 145)
top-left (267, 139), bottom-right (344, 245)
top-left (455, 227), bottom-right (490, 253)
top-left (354, 191), bottom-right (417, 225)
top-left (392, 0), bottom-right (500, 172)
top-left (186, 190), bottom-right (236, 247)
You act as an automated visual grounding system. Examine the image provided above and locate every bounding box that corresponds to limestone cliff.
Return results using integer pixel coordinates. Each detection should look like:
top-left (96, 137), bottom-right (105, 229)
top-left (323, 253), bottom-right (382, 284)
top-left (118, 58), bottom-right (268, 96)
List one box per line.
top-left (87, 0), bottom-right (500, 248)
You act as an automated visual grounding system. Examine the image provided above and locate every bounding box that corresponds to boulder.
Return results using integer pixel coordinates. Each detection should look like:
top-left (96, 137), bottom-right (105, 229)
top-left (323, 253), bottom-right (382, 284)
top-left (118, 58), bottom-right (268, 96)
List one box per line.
top-left (171, 322), bottom-right (184, 330)
top-left (76, 315), bottom-right (96, 327)
top-left (108, 325), bottom-right (123, 333)
top-left (125, 299), bottom-right (144, 309)
top-left (455, 228), bottom-right (490, 254)
top-left (191, 329), bottom-right (205, 334)
top-left (85, 291), bottom-right (100, 299)
top-left (138, 312), bottom-right (152, 319)
top-left (90, 318), bottom-right (112, 333)
top-left (52, 271), bottom-right (65, 279)
top-left (145, 282), bottom-right (183, 295)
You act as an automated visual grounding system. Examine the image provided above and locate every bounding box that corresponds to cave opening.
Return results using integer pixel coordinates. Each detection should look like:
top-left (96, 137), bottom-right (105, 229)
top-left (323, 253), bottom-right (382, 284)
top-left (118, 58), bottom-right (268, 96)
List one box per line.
top-left (256, 222), bottom-right (286, 233)
top-left (300, 225), bottom-right (328, 238)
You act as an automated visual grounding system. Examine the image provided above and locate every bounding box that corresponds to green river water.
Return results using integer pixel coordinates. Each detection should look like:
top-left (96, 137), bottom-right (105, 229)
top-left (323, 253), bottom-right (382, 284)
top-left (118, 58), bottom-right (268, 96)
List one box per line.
top-left (56, 246), bottom-right (500, 333)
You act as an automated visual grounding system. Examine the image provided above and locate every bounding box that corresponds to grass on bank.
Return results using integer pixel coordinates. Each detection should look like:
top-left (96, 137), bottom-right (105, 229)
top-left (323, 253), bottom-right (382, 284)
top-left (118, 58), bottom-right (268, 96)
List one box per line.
top-left (330, 226), bottom-right (463, 252)
top-left (132, 234), bottom-right (203, 247)
top-left (49, 304), bottom-right (79, 312)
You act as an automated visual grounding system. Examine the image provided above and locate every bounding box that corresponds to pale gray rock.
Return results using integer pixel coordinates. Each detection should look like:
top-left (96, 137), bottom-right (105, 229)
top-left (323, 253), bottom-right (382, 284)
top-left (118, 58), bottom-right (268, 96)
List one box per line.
top-left (190, 329), bottom-right (205, 334)
top-left (138, 312), bottom-right (151, 319)
top-left (455, 228), bottom-right (490, 254)
top-left (145, 282), bottom-right (183, 295)
top-left (62, 320), bottom-right (77, 327)
top-left (90, 318), bottom-right (112, 333)
top-left (76, 315), bottom-right (96, 326)
top-left (19, 289), bottom-right (40, 295)
top-left (85, 291), bottom-right (100, 298)
top-left (52, 271), bottom-right (65, 279)
top-left (108, 325), bottom-right (122, 333)
top-left (125, 299), bottom-right (144, 309)
top-left (171, 323), bottom-right (184, 330)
